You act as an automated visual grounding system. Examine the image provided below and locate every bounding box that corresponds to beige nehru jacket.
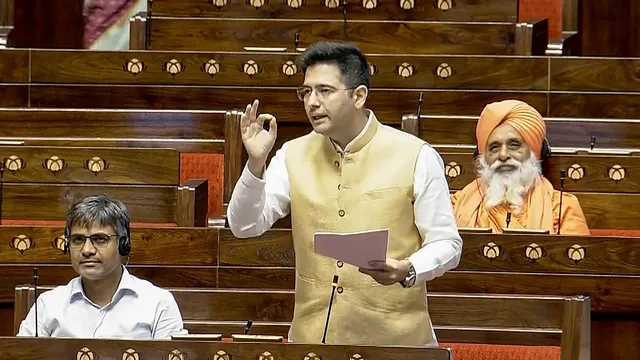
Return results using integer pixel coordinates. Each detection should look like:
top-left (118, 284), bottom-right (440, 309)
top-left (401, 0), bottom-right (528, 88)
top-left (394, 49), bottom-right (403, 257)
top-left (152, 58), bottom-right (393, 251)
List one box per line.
top-left (284, 113), bottom-right (434, 346)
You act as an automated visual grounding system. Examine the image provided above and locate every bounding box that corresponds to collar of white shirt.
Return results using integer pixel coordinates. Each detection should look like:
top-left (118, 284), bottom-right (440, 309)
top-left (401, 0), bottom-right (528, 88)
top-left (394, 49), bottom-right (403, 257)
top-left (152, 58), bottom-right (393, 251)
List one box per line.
top-left (69, 266), bottom-right (138, 306)
top-left (329, 109), bottom-right (373, 155)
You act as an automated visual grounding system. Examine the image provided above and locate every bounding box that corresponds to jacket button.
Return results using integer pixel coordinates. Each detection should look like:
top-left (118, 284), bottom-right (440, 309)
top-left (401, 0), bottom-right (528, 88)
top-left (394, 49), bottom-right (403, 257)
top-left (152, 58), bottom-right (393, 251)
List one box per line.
top-left (337, 261), bottom-right (343, 268)
top-left (337, 286), bottom-right (344, 294)
top-left (338, 210), bottom-right (345, 217)
top-left (334, 161), bottom-right (340, 168)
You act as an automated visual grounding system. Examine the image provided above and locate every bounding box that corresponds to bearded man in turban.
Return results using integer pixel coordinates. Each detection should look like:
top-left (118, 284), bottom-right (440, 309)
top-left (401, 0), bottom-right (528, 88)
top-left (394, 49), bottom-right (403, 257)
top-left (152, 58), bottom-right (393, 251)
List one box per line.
top-left (451, 100), bottom-right (590, 235)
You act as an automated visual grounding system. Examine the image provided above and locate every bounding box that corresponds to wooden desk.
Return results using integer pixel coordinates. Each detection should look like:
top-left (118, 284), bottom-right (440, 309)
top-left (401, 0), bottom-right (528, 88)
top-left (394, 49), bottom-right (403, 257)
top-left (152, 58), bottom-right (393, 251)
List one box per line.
top-left (0, 337), bottom-right (451, 360)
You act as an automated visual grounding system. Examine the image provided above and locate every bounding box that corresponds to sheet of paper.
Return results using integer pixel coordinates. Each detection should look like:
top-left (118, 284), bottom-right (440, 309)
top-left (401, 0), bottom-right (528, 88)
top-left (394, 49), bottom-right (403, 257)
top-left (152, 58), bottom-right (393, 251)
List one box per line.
top-left (313, 229), bottom-right (388, 269)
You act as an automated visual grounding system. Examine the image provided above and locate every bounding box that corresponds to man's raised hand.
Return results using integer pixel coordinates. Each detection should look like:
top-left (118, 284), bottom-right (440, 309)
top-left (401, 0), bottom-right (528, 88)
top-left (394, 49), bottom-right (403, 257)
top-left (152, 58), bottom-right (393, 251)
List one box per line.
top-left (240, 99), bottom-right (277, 177)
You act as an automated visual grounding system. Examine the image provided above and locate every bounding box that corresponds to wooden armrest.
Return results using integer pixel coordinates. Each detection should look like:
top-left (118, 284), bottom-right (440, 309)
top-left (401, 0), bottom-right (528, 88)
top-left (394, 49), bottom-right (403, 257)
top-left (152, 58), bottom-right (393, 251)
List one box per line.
top-left (516, 18), bottom-right (549, 56)
top-left (177, 179), bottom-right (209, 227)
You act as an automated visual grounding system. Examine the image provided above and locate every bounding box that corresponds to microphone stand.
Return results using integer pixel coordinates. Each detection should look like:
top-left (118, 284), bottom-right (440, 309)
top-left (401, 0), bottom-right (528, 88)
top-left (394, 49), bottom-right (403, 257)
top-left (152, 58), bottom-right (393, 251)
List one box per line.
top-left (244, 320), bottom-right (253, 334)
top-left (322, 275), bottom-right (339, 344)
top-left (33, 267), bottom-right (39, 337)
top-left (342, 0), bottom-right (348, 41)
top-left (505, 212), bottom-right (511, 228)
top-left (558, 169), bottom-right (566, 235)
top-left (590, 136), bottom-right (596, 150)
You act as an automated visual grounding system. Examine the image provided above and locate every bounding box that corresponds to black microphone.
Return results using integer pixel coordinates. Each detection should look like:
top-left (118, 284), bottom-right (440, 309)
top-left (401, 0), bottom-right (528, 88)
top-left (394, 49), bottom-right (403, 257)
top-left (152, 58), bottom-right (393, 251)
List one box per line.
top-left (321, 275), bottom-right (339, 344)
top-left (0, 159), bottom-right (5, 226)
top-left (558, 169), bottom-right (566, 235)
top-left (590, 136), bottom-right (596, 150)
top-left (294, 32), bottom-right (300, 51)
top-left (33, 267), bottom-right (39, 337)
top-left (416, 91), bottom-right (424, 120)
top-left (342, 0), bottom-right (348, 41)
top-left (243, 320), bottom-right (253, 334)
top-left (505, 212), bottom-right (511, 228)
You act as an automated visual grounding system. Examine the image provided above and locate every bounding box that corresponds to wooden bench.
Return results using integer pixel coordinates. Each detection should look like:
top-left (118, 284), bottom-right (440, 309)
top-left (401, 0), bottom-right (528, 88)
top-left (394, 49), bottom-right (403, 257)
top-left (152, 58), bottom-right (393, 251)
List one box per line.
top-left (13, 285), bottom-right (590, 359)
top-left (148, 0), bottom-right (519, 22)
top-left (0, 145), bottom-right (208, 227)
top-left (402, 114), bottom-right (640, 150)
top-left (132, 16), bottom-right (548, 56)
top-left (0, 107), bottom-right (244, 221)
top-left (2, 50), bottom-right (640, 119)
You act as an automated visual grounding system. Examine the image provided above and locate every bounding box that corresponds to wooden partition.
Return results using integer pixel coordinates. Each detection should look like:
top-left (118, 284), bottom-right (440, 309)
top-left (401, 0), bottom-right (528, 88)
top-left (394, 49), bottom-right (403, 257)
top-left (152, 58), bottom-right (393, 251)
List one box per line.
top-left (1, 50), bottom-right (639, 120)
top-left (403, 114), bottom-right (640, 150)
top-left (0, 337), bottom-right (451, 360)
top-left (141, 17), bottom-right (548, 55)
top-left (14, 286), bottom-right (590, 359)
top-left (149, 0), bottom-right (519, 21)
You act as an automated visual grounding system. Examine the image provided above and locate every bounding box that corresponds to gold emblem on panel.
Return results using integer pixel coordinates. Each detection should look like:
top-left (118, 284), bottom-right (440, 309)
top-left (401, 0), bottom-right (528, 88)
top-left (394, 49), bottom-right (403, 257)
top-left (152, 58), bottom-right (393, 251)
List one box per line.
top-left (396, 62), bottom-right (415, 78)
top-left (4, 155), bottom-right (26, 172)
top-left (85, 157), bottom-right (108, 175)
top-left (524, 243), bottom-right (545, 262)
top-left (608, 165), bottom-right (626, 182)
top-left (567, 244), bottom-right (586, 264)
top-left (43, 156), bottom-right (66, 173)
top-left (124, 58), bottom-right (145, 76)
top-left (281, 60), bottom-right (298, 77)
top-left (10, 235), bottom-right (35, 254)
top-left (436, 63), bottom-right (454, 79)
top-left (482, 241), bottom-right (501, 259)
top-left (445, 161), bottom-right (462, 178)
top-left (243, 60), bottom-right (262, 77)
top-left (202, 59), bottom-right (221, 77)
top-left (400, 0), bottom-right (415, 9)
top-left (568, 164), bottom-right (585, 180)
top-left (76, 347), bottom-right (95, 360)
top-left (163, 59), bottom-right (186, 76)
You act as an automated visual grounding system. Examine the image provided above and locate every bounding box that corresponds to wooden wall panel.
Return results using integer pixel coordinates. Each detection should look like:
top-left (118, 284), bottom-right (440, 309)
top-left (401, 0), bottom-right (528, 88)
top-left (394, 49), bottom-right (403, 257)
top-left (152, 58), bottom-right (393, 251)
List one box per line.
top-left (549, 93), bottom-right (640, 119)
top-left (551, 58), bottom-right (640, 92)
top-left (0, 50), bottom-right (28, 82)
top-left (0, 85), bottom-right (28, 107)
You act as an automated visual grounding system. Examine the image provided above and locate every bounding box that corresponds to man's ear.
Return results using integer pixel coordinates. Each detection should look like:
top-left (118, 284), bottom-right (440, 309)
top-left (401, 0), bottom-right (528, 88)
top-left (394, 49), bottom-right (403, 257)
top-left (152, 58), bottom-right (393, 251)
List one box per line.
top-left (352, 85), bottom-right (368, 110)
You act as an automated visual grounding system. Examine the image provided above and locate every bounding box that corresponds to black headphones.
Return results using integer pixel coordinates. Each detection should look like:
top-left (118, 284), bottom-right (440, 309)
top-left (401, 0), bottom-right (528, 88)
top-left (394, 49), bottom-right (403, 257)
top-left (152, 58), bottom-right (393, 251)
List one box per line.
top-left (473, 138), bottom-right (551, 167)
top-left (63, 225), bottom-right (131, 257)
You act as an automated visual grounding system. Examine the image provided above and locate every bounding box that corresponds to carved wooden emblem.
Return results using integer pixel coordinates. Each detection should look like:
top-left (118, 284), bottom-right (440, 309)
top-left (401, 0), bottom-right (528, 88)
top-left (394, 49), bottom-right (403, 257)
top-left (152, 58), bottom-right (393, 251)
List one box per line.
top-left (52, 235), bottom-right (66, 253)
top-left (213, 350), bottom-right (231, 360)
top-left (350, 355), bottom-right (364, 360)
top-left (445, 161), bottom-right (462, 178)
top-left (608, 165), bottom-right (626, 182)
top-left (209, 0), bottom-right (229, 7)
top-left (243, 60), bottom-right (262, 77)
top-left (281, 60), bottom-right (298, 77)
top-left (124, 58), bottom-right (145, 76)
top-left (202, 59), bottom-right (220, 77)
top-left (85, 157), bottom-right (108, 175)
top-left (4, 155), bottom-right (26, 172)
top-left (76, 347), bottom-right (95, 360)
top-left (247, 0), bottom-right (267, 8)
top-left (567, 244), bottom-right (586, 264)
top-left (396, 62), bottom-right (415, 78)
top-left (10, 235), bottom-right (35, 254)
top-left (400, 0), bottom-right (415, 9)
top-left (168, 349), bottom-right (184, 360)
top-left (568, 163), bottom-right (585, 180)
top-left (43, 156), bottom-right (66, 173)
top-left (436, 0), bottom-right (453, 11)
top-left (362, 0), bottom-right (377, 9)
top-left (259, 351), bottom-right (275, 360)
top-left (286, 0), bottom-right (305, 8)
top-left (368, 62), bottom-right (378, 76)
top-left (482, 241), bottom-right (501, 259)
top-left (525, 243), bottom-right (545, 262)
top-left (304, 352), bottom-right (322, 360)
top-left (436, 63), bottom-right (454, 79)
top-left (322, 0), bottom-right (339, 8)
top-left (122, 348), bottom-right (139, 360)
top-left (162, 59), bottom-right (186, 76)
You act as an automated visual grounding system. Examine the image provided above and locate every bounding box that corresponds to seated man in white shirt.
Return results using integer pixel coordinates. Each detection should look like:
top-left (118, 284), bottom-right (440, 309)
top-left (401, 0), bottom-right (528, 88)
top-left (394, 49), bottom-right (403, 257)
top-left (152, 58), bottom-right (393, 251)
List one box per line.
top-left (17, 194), bottom-right (187, 339)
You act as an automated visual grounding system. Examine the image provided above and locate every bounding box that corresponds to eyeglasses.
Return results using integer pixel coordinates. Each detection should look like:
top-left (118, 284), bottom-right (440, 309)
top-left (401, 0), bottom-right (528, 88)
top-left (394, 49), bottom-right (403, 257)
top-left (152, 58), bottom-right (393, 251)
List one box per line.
top-left (296, 85), bottom-right (355, 102)
top-left (68, 233), bottom-right (117, 249)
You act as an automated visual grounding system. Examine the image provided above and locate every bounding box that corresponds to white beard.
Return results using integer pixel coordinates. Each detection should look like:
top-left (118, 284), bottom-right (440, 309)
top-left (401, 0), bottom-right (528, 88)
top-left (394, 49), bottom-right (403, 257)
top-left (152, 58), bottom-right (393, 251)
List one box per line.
top-left (477, 151), bottom-right (542, 213)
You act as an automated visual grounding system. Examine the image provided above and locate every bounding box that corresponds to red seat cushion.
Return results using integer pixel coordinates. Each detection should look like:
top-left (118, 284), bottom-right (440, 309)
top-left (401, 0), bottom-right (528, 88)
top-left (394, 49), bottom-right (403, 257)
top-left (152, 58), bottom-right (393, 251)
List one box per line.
top-left (180, 153), bottom-right (224, 218)
top-left (589, 229), bottom-right (640, 237)
top-left (440, 343), bottom-right (561, 360)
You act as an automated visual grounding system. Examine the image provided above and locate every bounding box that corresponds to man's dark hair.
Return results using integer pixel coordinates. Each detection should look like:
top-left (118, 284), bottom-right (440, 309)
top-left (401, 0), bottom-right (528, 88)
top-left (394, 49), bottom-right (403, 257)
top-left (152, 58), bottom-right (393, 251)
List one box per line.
top-left (65, 194), bottom-right (130, 244)
top-left (297, 41), bottom-right (370, 89)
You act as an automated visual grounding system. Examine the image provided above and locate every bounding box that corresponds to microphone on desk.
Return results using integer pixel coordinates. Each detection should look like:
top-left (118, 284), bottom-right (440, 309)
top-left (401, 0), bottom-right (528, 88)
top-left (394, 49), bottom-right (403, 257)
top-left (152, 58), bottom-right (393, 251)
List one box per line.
top-left (244, 320), bottom-right (253, 334)
top-left (0, 159), bottom-right (5, 226)
top-left (294, 32), bottom-right (300, 51)
top-left (33, 267), bottom-right (39, 337)
top-left (416, 92), bottom-right (424, 120)
top-left (505, 212), bottom-right (511, 229)
top-left (558, 169), bottom-right (567, 235)
top-left (590, 136), bottom-right (596, 150)
top-left (321, 275), bottom-right (339, 344)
